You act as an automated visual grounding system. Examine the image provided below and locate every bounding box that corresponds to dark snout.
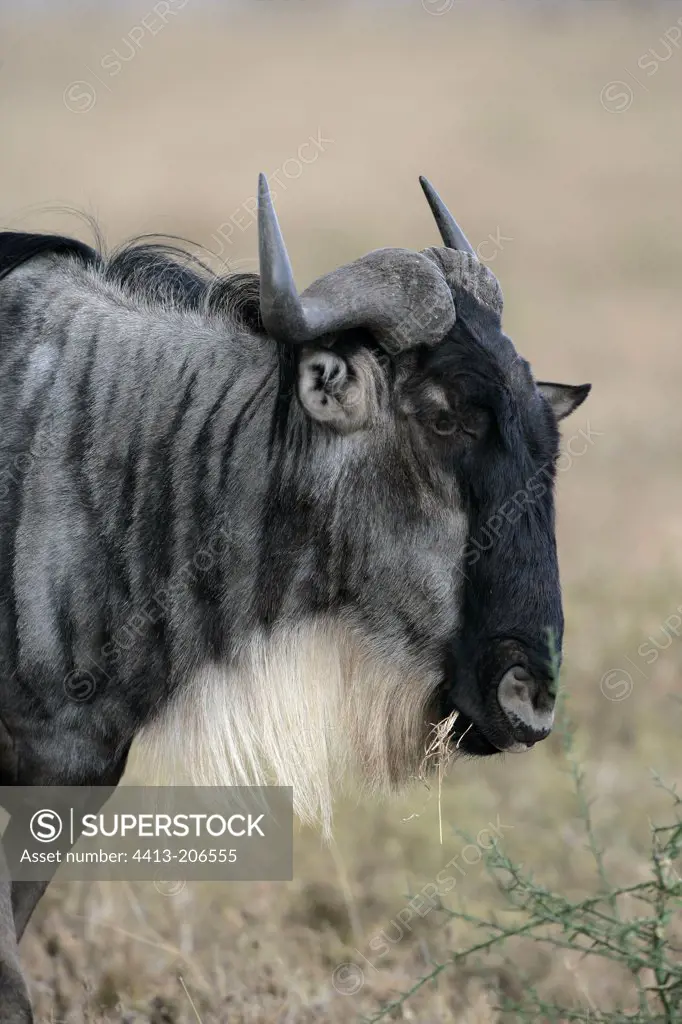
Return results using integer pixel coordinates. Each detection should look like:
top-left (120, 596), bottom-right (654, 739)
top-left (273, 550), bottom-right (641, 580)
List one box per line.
top-left (446, 456), bottom-right (565, 756)
top-left (445, 637), bottom-right (559, 756)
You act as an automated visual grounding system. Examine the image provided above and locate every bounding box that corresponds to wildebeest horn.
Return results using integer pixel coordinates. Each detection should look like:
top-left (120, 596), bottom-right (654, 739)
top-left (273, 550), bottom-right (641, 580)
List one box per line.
top-left (419, 176), bottom-right (476, 256)
top-left (258, 173), bottom-right (456, 351)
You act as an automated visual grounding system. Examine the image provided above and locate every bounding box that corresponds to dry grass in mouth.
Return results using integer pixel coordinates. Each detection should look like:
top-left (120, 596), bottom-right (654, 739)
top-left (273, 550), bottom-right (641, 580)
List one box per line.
top-left (416, 709), bottom-right (461, 845)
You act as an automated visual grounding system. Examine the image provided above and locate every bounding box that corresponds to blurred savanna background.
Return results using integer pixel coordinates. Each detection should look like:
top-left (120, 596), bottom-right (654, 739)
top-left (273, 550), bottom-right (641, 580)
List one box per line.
top-left (1, 1), bottom-right (682, 1020)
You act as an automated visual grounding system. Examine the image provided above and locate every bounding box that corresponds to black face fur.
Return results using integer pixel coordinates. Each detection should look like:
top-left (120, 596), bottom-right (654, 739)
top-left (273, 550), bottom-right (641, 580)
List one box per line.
top-left (391, 317), bottom-right (589, 756)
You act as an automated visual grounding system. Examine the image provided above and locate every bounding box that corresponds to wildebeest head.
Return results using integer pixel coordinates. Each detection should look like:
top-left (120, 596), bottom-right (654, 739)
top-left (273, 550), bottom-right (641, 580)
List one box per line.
top-left (249, 175), bottom-right (590, 811)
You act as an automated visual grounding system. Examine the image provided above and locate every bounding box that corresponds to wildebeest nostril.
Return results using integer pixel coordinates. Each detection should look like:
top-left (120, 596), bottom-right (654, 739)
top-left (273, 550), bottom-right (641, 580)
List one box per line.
top-left (497, 666), bottom-right (555, 737)
top-left (509, 667), bottom-right (532, 702)
top-left (512, 667), bottom-right (532, 681)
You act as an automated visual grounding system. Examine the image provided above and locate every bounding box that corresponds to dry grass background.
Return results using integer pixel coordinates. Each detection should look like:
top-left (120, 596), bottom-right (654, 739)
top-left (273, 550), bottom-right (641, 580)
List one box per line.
top-left (1, 2), bottom-right (682, 1020)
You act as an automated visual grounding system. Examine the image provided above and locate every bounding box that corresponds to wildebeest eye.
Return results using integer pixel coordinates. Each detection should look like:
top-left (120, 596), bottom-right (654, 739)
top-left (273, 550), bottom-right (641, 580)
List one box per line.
top-left (429, 406), bottom-right (488, 440)
top-left (431, 411), bottom-right (459, 436)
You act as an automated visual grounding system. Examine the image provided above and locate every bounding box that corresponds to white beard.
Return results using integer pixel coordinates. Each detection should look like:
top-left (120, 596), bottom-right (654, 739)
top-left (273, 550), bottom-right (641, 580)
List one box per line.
top-left (139, 617), bottom-right (441, 836)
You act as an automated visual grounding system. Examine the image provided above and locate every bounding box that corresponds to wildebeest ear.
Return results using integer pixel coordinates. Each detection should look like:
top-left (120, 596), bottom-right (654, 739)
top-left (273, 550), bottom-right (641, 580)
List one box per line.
top-left (297, 349), bottom-right (372, 433)
top-left (537, 382), bottom-right (591, 421)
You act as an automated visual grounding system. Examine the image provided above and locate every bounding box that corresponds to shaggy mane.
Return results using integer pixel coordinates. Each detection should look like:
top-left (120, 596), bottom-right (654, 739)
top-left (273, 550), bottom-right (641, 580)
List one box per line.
top-left (0, 230), bottom-right (263, 332)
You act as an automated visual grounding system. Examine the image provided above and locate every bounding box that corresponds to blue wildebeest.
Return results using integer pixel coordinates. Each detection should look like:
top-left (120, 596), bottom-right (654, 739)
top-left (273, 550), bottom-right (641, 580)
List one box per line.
top-left (0, 176), bottom-right (589, 1019)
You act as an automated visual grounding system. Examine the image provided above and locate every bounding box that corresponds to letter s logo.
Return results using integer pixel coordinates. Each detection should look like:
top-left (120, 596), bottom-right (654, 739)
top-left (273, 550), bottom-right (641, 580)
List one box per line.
top-left (30, 809), bottom-right (63, 843)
